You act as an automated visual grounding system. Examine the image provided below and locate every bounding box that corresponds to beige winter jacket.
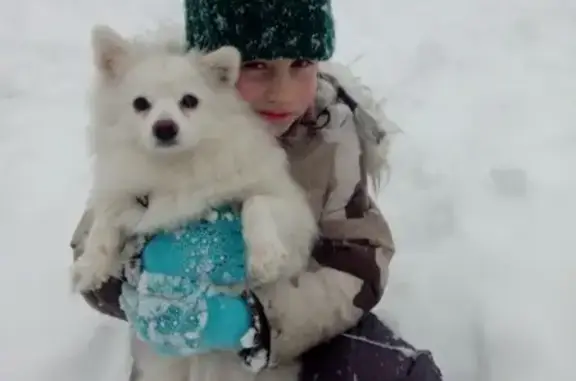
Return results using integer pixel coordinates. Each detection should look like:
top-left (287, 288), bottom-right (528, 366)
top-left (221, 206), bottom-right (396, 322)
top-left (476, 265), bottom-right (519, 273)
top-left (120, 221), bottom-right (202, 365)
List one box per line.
top-left (70, 68), bottom-right (396, 366)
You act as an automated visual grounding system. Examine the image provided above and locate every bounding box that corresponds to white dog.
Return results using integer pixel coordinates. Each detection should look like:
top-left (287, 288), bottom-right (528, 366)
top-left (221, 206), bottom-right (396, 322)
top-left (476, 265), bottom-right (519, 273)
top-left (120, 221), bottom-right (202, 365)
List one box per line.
top-left (71, 25), bottom-right (316, 380)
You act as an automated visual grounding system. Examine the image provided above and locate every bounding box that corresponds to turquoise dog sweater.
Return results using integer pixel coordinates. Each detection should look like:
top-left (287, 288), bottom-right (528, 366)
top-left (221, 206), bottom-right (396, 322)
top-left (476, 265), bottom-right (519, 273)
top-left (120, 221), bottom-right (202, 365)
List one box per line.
top-left (119, 205), bottom-right (251, 357)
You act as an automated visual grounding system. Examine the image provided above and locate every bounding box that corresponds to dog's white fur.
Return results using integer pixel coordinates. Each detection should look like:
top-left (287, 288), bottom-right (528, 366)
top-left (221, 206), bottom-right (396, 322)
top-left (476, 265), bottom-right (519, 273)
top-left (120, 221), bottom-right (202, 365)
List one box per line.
top-left (71, 25), bottom-right (316, 381)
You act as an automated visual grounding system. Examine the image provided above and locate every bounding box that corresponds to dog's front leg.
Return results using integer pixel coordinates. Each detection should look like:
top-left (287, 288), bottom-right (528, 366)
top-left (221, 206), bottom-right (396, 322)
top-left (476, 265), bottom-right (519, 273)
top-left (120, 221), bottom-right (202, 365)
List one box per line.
top-left (72, 195), bottom-right (144, 292)
top-left (242, 195), bottom-right (294, 286)
top-left (242, 185), bottom-right (317, 287)
top-left (71, 215), bottom-right (123, 291)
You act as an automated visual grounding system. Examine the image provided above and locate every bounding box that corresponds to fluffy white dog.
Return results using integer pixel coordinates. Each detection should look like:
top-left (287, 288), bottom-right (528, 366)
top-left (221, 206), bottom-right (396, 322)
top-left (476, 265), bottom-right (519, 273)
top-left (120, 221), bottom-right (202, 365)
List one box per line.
top-left (71, 25), bottom-right (316, 380)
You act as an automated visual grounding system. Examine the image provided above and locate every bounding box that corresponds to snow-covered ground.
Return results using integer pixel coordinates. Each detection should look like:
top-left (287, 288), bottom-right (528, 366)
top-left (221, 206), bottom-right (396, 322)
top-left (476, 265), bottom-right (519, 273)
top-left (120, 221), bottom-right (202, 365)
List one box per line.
top-left (1, 0), bottom-right (575, 380)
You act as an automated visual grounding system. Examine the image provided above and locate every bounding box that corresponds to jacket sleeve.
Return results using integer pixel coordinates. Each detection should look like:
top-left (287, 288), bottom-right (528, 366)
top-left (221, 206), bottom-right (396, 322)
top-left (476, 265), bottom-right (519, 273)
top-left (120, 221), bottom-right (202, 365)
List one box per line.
top-left (251, 107), bottom-right (396, 366)
top-left (70, 209), bottom-right (127, 320)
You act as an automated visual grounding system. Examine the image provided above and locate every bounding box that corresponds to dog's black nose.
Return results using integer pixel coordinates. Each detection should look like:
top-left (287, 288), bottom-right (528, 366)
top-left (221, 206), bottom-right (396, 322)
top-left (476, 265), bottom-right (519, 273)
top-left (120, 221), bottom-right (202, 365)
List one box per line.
top-left (152, 119), bottom-right (178, 144)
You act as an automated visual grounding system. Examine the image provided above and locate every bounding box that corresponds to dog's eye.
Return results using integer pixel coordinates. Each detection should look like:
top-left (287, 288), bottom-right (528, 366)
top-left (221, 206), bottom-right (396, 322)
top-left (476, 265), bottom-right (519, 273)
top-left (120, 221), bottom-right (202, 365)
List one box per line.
top-left (180, 94), bottom-right (199, 110)
top-left (133, 97), bottom-right (151, 112)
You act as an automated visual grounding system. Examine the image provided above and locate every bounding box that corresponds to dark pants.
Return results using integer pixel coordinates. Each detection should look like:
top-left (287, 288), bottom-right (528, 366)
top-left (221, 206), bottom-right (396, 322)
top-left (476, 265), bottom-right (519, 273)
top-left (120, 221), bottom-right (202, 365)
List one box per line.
top-left (300, 313), bottom-right (443, 381)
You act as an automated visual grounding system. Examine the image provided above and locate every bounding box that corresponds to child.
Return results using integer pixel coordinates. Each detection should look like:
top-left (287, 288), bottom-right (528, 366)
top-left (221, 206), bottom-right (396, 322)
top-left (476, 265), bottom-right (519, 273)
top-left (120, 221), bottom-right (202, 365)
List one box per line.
top-left (70, 0), bottom-right (443, 380)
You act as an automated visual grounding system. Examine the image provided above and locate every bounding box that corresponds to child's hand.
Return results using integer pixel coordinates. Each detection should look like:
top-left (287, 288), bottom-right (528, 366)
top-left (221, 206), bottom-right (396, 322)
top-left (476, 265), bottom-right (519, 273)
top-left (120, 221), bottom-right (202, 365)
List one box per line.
top-left (120, 281), bottom-right (251, 355)
top-left (120, 279), bottom-right (269, 370)
top-left (137, 204), bottom-right (246, 285)
top-left (119, 205), bottom-right (260, 356)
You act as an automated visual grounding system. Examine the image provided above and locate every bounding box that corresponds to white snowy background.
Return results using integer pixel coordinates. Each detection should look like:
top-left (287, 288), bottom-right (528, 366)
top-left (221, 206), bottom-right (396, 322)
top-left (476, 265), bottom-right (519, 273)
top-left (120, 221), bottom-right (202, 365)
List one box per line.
top-left (1, 0), bottom-right (575, 380)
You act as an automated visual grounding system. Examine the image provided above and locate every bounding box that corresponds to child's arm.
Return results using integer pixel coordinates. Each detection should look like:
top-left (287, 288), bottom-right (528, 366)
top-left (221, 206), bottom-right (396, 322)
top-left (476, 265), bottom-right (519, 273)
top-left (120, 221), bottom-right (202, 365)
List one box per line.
top-left (247, 110), bottom-right (395, 367)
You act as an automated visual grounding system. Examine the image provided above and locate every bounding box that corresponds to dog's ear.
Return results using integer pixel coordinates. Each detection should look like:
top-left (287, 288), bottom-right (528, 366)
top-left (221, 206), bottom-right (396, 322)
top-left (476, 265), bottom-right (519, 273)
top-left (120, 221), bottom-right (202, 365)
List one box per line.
top-left (91, 25), bottom-right (131, 80)
top-left (198, 46), bottom-right (241, 86)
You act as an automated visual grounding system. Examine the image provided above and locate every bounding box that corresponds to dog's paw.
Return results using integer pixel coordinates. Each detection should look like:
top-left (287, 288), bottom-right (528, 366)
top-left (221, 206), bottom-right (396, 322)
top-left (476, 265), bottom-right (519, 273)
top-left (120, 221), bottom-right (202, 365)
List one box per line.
top-left (246, 229), bottom-right (289, 286)
top-left (133, 195), bottom-right (209, 234)
top-left (71, 249), bottom-right (121, 292)
top-left (132, 194), bottom-right (185, 234)
top-left (133, 212), bottom-right (163, 234)
top-left (242, 196), bottom-right (293, 285)
top-left (116, 206), bottom-right (147, 232)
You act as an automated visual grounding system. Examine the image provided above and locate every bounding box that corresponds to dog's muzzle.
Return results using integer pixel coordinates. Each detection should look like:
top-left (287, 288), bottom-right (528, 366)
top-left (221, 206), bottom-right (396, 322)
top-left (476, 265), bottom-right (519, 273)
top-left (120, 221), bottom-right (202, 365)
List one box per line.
top-left (153, 119), bottom-right (179, 146)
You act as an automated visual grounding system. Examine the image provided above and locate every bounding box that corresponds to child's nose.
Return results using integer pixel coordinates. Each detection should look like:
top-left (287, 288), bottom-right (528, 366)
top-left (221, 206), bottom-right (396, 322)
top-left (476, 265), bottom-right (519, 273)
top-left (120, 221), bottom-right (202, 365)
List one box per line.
top-left (266, 74), bottom-right (293, 105)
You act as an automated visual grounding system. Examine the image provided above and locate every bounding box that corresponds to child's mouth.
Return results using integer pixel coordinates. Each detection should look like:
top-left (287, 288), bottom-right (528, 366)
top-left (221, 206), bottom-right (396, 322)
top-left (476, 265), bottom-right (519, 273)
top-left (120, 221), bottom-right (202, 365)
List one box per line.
top-left (258, 110), bottom-right (292, 122)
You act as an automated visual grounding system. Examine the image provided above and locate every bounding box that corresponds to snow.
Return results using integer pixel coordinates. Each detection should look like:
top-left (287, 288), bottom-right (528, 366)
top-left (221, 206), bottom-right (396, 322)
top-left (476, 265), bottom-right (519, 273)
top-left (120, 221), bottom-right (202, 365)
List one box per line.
top-left (1, 0), bottom-right (575, 380)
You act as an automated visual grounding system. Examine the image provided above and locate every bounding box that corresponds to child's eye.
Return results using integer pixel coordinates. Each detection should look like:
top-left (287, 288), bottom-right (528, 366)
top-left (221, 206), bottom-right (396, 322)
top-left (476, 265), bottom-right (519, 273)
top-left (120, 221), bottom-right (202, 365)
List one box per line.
top-left (242, 61), bottom-right (267, 70)
top-left (291, 60), bottom-right (313, 68)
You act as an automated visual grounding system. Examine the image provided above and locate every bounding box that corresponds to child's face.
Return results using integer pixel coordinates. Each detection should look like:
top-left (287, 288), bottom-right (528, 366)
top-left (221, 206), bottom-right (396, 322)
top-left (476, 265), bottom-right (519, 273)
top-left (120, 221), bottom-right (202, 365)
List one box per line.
top-left (236, 59), bottom-right (318, 136)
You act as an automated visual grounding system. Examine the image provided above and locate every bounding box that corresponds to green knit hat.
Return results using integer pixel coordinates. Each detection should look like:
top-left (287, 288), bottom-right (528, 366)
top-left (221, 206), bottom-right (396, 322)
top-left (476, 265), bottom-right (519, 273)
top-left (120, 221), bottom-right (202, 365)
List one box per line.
top-left (184, 0), bottom-right (335, 61)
